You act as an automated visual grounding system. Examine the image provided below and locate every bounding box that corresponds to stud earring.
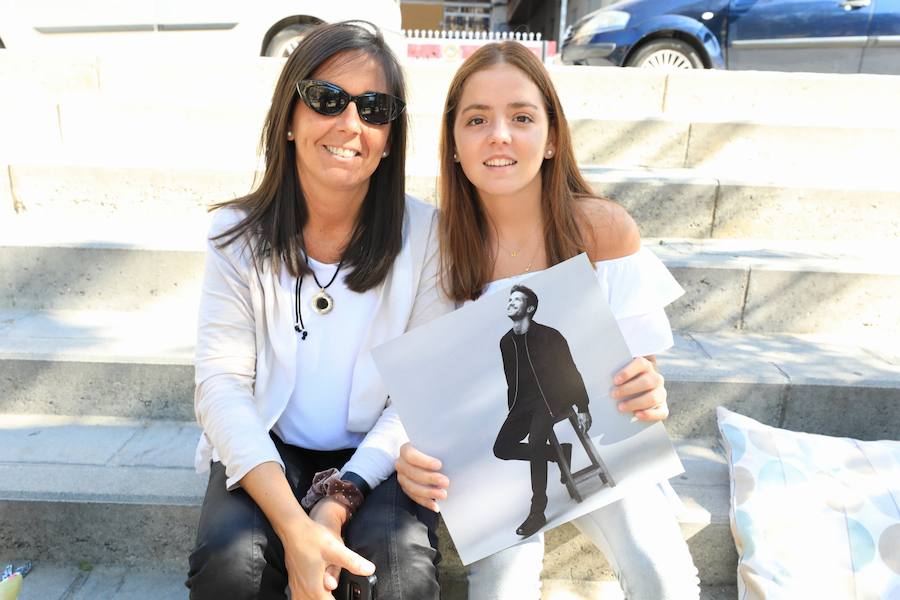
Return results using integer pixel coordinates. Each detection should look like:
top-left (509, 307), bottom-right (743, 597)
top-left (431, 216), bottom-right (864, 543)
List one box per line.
top-left (453, 152), bottom-right (459, 162)
top-left (382, 150), bottom-right (389, 158)
top-left (287, 131), bottom-right (293, 140)
top-left (545, 149), bottom-right (553, 158)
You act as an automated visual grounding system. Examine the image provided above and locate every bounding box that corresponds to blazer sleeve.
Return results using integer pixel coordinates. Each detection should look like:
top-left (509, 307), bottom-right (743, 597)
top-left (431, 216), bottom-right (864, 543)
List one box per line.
top-left (194, 209), bottom-right (284, 490)
top-left (340, 207), bottom-right (455, 488)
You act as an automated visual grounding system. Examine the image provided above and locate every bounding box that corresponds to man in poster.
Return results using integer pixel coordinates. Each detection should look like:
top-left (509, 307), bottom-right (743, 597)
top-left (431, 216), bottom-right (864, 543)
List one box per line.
top-left (494, 285), bottom-right (593, 537)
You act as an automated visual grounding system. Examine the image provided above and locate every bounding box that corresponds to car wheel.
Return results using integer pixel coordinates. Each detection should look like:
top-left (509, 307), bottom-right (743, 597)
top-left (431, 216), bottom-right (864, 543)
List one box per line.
top-left (626, 39), bottom-right (704, 70)
top-left (264, 23), bottom-right (314, 58)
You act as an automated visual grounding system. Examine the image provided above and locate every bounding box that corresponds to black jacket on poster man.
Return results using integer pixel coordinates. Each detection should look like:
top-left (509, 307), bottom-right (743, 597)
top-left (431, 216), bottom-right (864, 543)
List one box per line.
top-left (499, 321), bottom-right (590, 419)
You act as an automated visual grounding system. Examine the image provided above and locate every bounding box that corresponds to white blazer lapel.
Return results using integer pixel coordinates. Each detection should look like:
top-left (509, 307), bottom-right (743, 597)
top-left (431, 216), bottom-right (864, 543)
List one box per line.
top-left (256, 260), bottom-right (298, 430)
top-left (346, 209), bottom-right (419, 431)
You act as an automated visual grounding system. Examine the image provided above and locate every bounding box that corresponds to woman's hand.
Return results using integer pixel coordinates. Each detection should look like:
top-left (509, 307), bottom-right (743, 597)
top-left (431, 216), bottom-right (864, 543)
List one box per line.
top-left (276, 511), bottom-right (374, 600)
top-left (240, 462), bottom-right (374, 600)
top-left (309, 498), bottom-right (352, 591)
top-left (395, 442), bottom-right (449, 512)
top-left (612, 355), bottom-right (669, 422)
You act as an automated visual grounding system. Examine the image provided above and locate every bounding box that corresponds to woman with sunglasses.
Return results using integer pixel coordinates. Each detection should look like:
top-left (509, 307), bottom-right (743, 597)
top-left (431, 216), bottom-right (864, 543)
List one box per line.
top-left (396, 42), bottom-right (701, 599)
top-left (187, 22), bottom-right (449, 600)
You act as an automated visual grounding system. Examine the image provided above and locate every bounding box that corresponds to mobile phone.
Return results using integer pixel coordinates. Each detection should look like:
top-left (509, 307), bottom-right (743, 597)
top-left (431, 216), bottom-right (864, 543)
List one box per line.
top-left (337, 571), bottom-right (377, 600)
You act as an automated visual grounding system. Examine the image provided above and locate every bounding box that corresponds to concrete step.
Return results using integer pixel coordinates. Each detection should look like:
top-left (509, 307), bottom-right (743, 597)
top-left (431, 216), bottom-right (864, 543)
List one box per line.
top-left (3, 214), bottom-right (898, 334)
top-left (9, 564), bottom-right (737, 599)
top-left (4, 50), bottom-right (899, 126)
top-left (1, 309), bottom-right (897, 438)
top-left (0, 417), bottom-right (204, 569)
top-left (583, 167), bottom-right (900, 242)
top-left (656, 238), bottom-right (900, 335)
top-left (5, 100), bottom-right (899, 184)
top-left (0, 213), bottom-right (210, 314)
top-left (0, 417), bottom-right (734, 587)
top-left (406, 114), bottom-right (900, 180)
top-left (4, 53), bottom-right (899, 136)
top-left (665, 331), bottom-right (900, 440)
top-left (0, 309), bottom-right (194, 420)
top-left (7, 165), bottom-right (898, 241)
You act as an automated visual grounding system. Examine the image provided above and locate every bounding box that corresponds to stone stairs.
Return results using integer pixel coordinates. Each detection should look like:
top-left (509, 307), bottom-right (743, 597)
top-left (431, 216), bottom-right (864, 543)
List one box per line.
top-left (2, 50), bottom-right (899, 598)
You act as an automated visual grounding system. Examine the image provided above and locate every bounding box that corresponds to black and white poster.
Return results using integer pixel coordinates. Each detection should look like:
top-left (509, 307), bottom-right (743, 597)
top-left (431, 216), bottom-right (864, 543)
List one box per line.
top-left (372, 254), bottom-right (684, 565)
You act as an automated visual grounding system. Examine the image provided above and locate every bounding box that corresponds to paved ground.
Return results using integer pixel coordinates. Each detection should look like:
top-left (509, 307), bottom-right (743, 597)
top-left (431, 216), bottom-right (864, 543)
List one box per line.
top-left (14, 564), bottom-right (737, 599)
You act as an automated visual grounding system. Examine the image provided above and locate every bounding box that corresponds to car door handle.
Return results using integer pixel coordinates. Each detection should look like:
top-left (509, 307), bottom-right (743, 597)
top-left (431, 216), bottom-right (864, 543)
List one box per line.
top-left (840, 0), bottom-right (870, 9)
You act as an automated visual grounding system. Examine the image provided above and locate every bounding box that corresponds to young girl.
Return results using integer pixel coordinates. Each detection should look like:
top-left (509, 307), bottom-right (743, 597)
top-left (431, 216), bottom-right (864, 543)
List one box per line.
top-left (396, 42), bottom-right (701, 599)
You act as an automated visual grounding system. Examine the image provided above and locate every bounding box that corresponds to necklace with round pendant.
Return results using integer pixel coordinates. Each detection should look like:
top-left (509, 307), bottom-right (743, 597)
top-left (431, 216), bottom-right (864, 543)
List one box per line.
top-left (311, 287), bottom-right (334, 315)
top-left (294, 250), bottom-right (344, 340)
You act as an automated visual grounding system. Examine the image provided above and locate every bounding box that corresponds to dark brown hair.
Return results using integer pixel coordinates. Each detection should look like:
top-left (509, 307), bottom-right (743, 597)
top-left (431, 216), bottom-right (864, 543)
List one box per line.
top-left (438, 41), bottom-right (594, 302)
top-left (212, 21), bottom-right (408, 292)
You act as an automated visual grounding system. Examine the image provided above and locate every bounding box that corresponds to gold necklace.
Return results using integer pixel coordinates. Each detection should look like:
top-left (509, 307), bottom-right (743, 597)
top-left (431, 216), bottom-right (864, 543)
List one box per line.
top-left (494, 235), bottom-right (543, 278)
top-left (521, 241), bottom-right (542, 273)
top-left (496, 221), bottom-right (542, 258)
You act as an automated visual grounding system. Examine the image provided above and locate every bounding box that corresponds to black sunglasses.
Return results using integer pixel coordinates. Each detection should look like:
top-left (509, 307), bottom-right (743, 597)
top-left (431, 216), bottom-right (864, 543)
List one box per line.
top-left (296, 79), bottom-right (405, 126)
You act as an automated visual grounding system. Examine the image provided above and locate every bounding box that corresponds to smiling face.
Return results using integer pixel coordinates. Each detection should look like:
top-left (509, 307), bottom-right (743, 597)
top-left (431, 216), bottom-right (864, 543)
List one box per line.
top-left (452, 63), bottom-right (555, 204)
top-left (507, 290), bottom-right (534, 320)
top-left (289, 51), bottom-right (391, 199)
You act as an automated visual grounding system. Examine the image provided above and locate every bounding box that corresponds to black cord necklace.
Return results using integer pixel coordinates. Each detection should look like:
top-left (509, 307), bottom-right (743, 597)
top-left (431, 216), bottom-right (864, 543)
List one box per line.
top-left (294, 252), bottom-right (344, 341)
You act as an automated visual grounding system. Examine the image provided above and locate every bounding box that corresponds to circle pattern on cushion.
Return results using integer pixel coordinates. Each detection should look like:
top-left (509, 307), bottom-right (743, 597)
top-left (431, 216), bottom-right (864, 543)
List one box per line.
top-left (716, 406), bottom-right (900, 599)
top-left (881, 523), bottom-right (900, 575)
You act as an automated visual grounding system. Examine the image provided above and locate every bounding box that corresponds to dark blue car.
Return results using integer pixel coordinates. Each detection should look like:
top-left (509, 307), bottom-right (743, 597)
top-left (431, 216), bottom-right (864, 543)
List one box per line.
top-left (561, 0), bottom-right (900, 74)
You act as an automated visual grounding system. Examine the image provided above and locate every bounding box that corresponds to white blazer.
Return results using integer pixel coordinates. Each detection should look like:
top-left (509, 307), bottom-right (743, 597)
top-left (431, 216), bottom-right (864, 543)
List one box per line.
top-left (194, 196), bottom-right (453, 490)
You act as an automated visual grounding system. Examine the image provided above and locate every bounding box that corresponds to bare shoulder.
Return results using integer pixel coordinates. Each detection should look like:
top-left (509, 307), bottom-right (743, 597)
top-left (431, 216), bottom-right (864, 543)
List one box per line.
top-left (576, 197), bottom-right (641, 262)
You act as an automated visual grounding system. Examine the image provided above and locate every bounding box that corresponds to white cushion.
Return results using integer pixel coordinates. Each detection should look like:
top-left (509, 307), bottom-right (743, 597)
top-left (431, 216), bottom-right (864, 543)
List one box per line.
top-left (716, 407), bottom-right (900, 599)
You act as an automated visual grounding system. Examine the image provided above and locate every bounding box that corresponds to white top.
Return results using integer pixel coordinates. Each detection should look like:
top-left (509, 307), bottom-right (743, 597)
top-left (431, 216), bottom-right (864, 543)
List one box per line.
top-left (481, 248), bottom-right (684, 358)
top-left (272, 257), bottom-right (379, 450)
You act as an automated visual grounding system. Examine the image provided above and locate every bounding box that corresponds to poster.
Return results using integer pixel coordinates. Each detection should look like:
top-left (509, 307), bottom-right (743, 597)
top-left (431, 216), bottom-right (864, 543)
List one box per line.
top-left (372, 254), bottom-right (683, 565)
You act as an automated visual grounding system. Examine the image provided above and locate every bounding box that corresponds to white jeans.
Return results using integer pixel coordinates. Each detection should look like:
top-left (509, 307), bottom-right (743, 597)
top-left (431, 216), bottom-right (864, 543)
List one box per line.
top-left (466, 483), bottom-right (700, 600)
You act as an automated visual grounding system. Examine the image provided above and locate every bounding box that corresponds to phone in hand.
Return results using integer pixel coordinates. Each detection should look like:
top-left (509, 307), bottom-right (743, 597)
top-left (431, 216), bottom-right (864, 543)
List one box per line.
top-left (338, 571), bottom-right (377, 600)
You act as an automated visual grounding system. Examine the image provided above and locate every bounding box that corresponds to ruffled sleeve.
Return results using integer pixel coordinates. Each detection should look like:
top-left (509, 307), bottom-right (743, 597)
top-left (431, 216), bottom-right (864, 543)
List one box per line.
top-left (594, 247), bottom-right (684, 358)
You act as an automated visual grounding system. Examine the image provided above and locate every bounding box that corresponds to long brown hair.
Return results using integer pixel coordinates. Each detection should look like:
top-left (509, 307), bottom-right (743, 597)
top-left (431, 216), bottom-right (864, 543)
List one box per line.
top-left (438, 42), bottom-right (594, 302)
top-left (212, 21), bottom-right (408, 292)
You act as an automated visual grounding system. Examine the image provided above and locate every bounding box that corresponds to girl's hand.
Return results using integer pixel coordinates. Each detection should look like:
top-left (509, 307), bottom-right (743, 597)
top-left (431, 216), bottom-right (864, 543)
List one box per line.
top-left (396, 442), bottom-right (449, 512)
top-left (612, 355), bottom-right (669, 422)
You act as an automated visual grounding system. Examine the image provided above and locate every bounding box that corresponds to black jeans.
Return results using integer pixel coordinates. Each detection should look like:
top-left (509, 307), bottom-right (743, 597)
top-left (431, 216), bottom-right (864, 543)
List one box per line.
top-left (186, 435), bottom-right (440, 600)
top-left (492, 398), bottom-right (558, 515)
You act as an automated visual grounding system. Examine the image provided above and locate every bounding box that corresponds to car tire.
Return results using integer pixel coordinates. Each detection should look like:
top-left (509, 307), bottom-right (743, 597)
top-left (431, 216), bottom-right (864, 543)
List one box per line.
top-left (264, 23), bottom-right (315, 58)
top-left (626, 39), bottom-right (704, 70)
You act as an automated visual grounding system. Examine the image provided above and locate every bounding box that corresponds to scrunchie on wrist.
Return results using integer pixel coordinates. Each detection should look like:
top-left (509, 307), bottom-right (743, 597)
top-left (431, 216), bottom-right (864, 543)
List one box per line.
top-left (301, 468), bottom-right (365, 516)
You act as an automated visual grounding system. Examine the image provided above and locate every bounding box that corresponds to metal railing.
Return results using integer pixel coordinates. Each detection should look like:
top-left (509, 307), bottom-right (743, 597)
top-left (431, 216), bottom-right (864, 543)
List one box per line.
top-left (402, 29), bottom-right (555, 62)
top-left (403, 29), bottom-right (543, 41)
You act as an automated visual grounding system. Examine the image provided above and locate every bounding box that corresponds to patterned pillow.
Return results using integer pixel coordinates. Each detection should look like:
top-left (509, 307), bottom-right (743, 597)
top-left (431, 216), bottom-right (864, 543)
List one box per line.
top-left (716, 407), bottom-right (900, 599)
